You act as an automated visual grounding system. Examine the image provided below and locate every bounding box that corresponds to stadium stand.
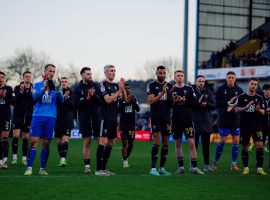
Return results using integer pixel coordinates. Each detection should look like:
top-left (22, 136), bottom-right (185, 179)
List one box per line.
top-left (200, 21), bottom-right (270, 69)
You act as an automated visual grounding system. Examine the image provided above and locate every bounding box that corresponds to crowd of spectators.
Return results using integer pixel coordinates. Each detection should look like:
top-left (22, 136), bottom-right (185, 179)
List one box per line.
top-left (200, 36), bottom-right (270, 69)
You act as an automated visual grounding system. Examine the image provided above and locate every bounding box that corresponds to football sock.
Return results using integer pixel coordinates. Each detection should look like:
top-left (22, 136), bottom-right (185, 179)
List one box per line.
top-left (256, 148), bottom-right (264, 168)
top-left (191, 158), bottom-right (197, 168)
top-left (84, 159), bottom-right (90, 166)
top-left (214, 142), bottom-right (224, 163)
top-left (232, 144), bottom-right (239, 163)
top-left (151, 144), bottom-right (159, 168)
top-left (57, 142), bottom-right (62, 158)
top-left (27, 147), bottom-right (37, 167)
top-left (123, 155), bottom-right (128, 161)
top-left (96, 144), bottom-right (104, 171)
top-left (160, 145), bottom-right (168, 168)
top-left (177, 156), bottom-right (184, 167)
top-left (122, 140), bottom-right (127, 160)
top-left (22, 138), bottom-right (29, 157)
top-left (40, 148), bottom-right (49, 169)
top-left (12, 137), bottom-right (18, 155)
top-left (242, 149), bottom-right (249, 168)
top-left (62, 142), bottom-right (68, 158)
top-left (102, 144), bottom-right (112, 170)
top-left (127, 139), bottom-right (134, 158)
top-left (2, 137), bottom-right (9, 158)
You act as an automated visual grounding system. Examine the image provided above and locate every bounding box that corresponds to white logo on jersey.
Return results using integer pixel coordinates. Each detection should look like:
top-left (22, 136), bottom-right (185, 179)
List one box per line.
top-left (42, 91), bottom-right (52, 104)
top-left (246, 104), bottom-right (255, 112)
top-left (160, 92), bottom-right (167, 100)
top-left (100, 85), bottom-right (105, 92)
top-left (125, 105), bottom-right (133, 113)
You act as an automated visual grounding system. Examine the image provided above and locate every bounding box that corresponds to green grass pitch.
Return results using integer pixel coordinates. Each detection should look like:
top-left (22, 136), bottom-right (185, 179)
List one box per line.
top-left (0, 139), bottom-right (269, 200)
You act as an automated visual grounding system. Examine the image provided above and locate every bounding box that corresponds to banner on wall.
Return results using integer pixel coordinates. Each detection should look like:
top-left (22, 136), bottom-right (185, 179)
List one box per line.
top-left (70, 129), bottom-right (152, 141)
top-left (69, 129), bottom-right (188, 142)
top-left (198, 66), bottom-right (270, 80)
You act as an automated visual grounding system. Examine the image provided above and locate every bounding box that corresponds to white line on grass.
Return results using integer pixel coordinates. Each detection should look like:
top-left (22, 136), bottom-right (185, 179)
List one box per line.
top-left (0, 174), bottom-right (263, 178)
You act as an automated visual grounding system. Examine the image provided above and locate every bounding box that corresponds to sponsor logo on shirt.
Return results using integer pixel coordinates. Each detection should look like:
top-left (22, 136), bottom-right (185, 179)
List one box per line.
top-left (42, 91), bottom-right (52, 104)
top-left (160, 92), bottom-right (167, 100)
top-left (246, 104), bottom-right (255, 112)
top-left (125, 105), bottom-right (133, 113)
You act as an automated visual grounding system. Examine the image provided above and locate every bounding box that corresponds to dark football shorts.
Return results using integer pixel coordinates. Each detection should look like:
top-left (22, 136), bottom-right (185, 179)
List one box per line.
top-left (13, 114), bottom-right (32, 133)
top-left (100, 119), bottom-right (117, 139)
top-left (0, 117), bottom-right (11, 132)
top-left (54, 125), bottom-right (72, 138)
top-left (150, 115), bottom-right (171, 136)
top-left (240, 125), bottom-right (263, 145)
top-left (172, 121), bottom-right (195, 140)
top-left (120, 130), bottom-right (135, 140)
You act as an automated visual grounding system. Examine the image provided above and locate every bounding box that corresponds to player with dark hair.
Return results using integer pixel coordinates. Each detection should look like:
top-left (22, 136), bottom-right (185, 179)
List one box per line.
top-left (24, 64), bottom-right (64, 175)
top-left (74, 67), bottom-right (101, 173)
top-left (235, 78), bottom-right (267, 175)
top-left (119, 83), bottom-right (140, 168)
top-left (171, 70), bottom-right (204, 174)
top-left (147, 65), bottom-right (173, 176)
top-left (55, 77), bottom-right (75, 167)
top-left (11, 71), bottom-right (33, 165)
top-left (95, 64), bottom-right (126, 176)
top-left (0, 71), bottom-right (14, 169)
top-left (193, 75), bottom-right (216, 172)
top-left (262, 84), bottom-right (270, 154)
top-left (212, 71), bottom-right (243, 171)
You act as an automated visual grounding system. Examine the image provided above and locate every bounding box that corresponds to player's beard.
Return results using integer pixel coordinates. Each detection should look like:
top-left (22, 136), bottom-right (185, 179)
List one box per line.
top-left (157, 76), bottom-right (165, 83)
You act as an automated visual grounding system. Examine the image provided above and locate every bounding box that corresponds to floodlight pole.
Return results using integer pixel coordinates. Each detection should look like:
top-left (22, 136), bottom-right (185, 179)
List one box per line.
top-left (183, 0), bottom-right (189, 83)
top-left (195, 0), bottom-right (199, 79)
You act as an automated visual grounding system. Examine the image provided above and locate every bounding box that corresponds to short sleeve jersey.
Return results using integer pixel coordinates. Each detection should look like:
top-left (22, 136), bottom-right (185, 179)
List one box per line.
top-left (99, 80), bottom-right (119, 121)
top-left (146, 81), bottom-right (172, 118)
top-left (236, 93), bottom-right (265, 127)
top-left (119, 97), bottom-right (139, 131)
top-left (172, 85), bottom-right (196, 123)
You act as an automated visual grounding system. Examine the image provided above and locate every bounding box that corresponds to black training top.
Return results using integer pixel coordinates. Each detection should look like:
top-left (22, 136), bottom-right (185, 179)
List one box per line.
top-left (56, 87), bottom-right (75, 128)
top-left (192, 86), bottom-right (216, 133)
top-left (216, 83), bottom-right (243, 129)
top-left (74, 80), bottom-right (101, 112)
top-left (13, 82), bottom-right (34, 117)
